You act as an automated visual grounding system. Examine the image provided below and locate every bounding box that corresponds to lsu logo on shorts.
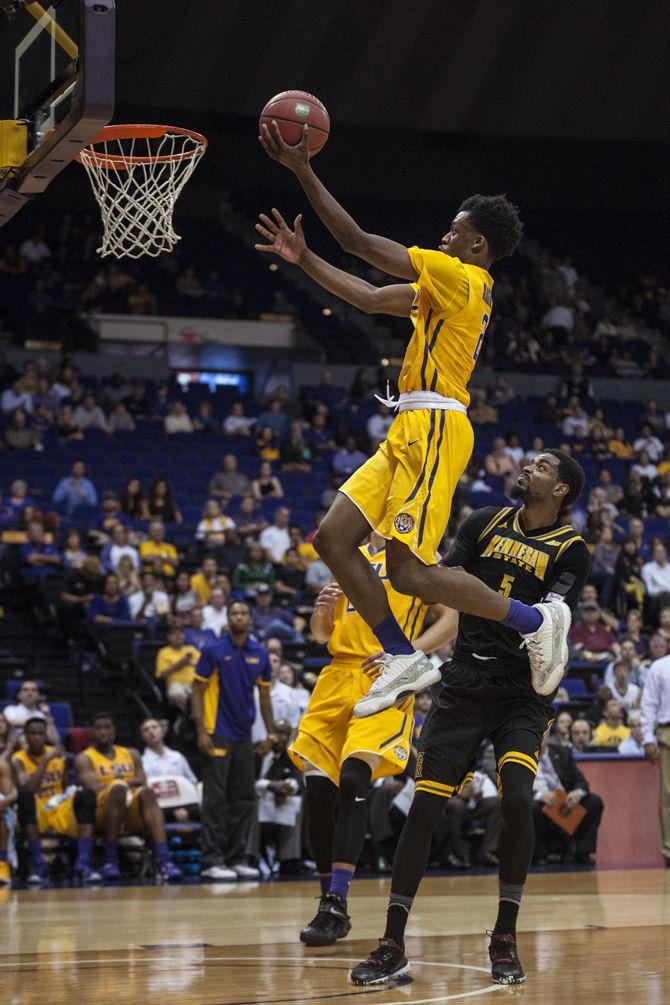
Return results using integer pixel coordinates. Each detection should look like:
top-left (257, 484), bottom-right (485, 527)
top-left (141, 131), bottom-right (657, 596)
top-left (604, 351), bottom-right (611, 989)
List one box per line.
top-left (394, 745), bottom-right (408, 762)
top-left (394, 512), bottom-right (415, 534)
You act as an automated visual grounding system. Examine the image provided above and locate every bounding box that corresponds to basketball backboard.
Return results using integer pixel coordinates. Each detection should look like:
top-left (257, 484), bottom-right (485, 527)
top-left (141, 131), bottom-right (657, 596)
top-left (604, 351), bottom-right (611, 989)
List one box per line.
top-left (0, 0), bottom-right (115, 226)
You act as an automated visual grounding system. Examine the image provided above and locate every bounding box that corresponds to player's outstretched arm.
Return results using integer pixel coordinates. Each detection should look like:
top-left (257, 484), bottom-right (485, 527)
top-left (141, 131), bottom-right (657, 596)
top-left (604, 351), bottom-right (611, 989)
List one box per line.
top-left (255, 209), bottom-right (414, 318)
top-left (260, 122), bottom-right (417, 280)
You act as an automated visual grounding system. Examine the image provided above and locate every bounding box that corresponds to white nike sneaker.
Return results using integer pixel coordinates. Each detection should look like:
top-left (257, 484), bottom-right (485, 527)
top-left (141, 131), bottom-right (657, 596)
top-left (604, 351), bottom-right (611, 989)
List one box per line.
top-left (521, 600), bottom-right (571, 696)
top-left (353, 651), bottom-right (441, 718)
top-left (201, 865), bottom-right (238, 881)
top-left (232, 863), bottom-right (261, 879)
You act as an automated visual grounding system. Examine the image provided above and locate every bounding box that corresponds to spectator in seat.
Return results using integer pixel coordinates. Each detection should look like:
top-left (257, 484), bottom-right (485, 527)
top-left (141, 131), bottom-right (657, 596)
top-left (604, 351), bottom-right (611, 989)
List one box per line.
top-left (208, 454), bottom-right (251, 502)
top-left (641, 652), bottom-right (670, 864)
top-left (593, 699), bottom-right (631, 749)
top-left (550, 711), bottom-right (573, 748)
top-left (155, 626), bottom-right (200, 714)
top-left (59, 555), bottom-right (104, 633)
top-left (274, 547), bottom-right (307, 602)
top-left (307, 410), bottom-right (337, 455)
top-left (52, 460), bottom-right (98, 512)
top-left (224, 401), bottom-right (256, 437)
top-left (164, 401), bottom-right (194, 435)
top-left (280, 419), bottom-right (312, 472)
top-left (366, 404), bottom-right (394, 449)
top-left (569, 601), bottom-right (618, 661)
top-left (149, 384), bottom-right (171, 421)
top-left (590, 526), bottom-right (619, 611)
top-left (171, 570), bottom-right (198, 617)
top-left (633, 422), bottom-right (664, 463)
top-left (196, 499), bottom-right (235, 547)
top-left (3, 681), bottom-right (59, 744)
top-left (642, 542), bottom-right (670, 610)
top-left (129, 571), bottom-right (170, 623)
top-left (436, 769), bottom-right (501, 868)
top-left (21, 521), bottom-right (60, 582)
top-left (609, 661), bottom-right (641, 712)
top-left (252, 461), bottom-right (284, 501)
top-left (148, 478), bottom-right (182, 525)
top-left (202, 587), bottom-right (230, 637)
top-left (139, 520), bottom-right (178, 577)
top-left (618, 711), bottom-right (644, 755)
top-left (192, 600), bottom-right (277, 881)
top-left (193, 400), bottom-right (218, 433)
top-left (259, 506), bottom-right (291, 564)
top-left (190, 556), bottom-right (218, 606)
top-left (484, 436), bottom-right (519, 481)
top-left (252, 585), bottom-right (304, 644)
top-left (256, 397), bottom-right (288, 438)
top-left (120, 478), bottom-right (149, 522)
top-left (332, 435), bottom-right (367, 477)
top-left (232, 541), bottom-right (275, 593)
top-left (561, 397), bottom-right (590, 438)
top-left (141, 717), bottom-right (197, 784)
top-left (467, 387), bottom-right (498, 425)
top-left (116, 554), bottom-right (141, 597)
top-left (74, 392), bottom-right (111, 434)
top-left (605, 639), bottom-right (646, 690)
top-left (2, 478), bottom-right (32, 526)
top-left (570, 718), bottom-right (593, 753)
top-left (615, 538), bottom-right (645, 612)
top-left (87, 573), bottom-right (132, 625)
top-left (233, 495), bottom-right (269, 539)
top-left (124, 381), bottom-right (150, 420)
top-left (183, 606), bottom-right (216, 650)
top-left (305, 554), bottom-right (332, 596)
top-left (1, 379), bottom-right (33, 414)
top-left (632, 448), bottom-right (658, 483)
top-left (62, 528), bottom-right (88, 570)
top-left (108, 401), bottom-right (136, 433)
top-left (75, 712), bottom-right (181, 881)
top-left (252, 653), bottom-right (303, 742)
top-left (98, 492), bottom-right (130, 537)
top-left (100, 523), bottom-right (140, 574)
top-left (253, 720), bottom-right (305, 874)
top-left (532, 735), bottom-right (603, 866)
top-left (607, 426), bottom-right (635, 460)
top-left (127, 283), bottom-right (157, 315)
top-left (256, 424), bottom-right (281, 462)
top-left (4, 407), bottom-right (41, 451)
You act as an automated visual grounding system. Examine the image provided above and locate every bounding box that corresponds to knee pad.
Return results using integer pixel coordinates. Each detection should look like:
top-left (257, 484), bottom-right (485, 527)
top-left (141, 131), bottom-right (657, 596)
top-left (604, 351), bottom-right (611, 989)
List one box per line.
top-left (73, 788), bottom-right (96, 825)
top-left (306, 774), bottom-right (338, 813)
top-left (338, 758), bottom-right (372, 804)
top-left (406, 790), bottom-right (450, 830)
top-left (17, 788), bottom-right (37, 827)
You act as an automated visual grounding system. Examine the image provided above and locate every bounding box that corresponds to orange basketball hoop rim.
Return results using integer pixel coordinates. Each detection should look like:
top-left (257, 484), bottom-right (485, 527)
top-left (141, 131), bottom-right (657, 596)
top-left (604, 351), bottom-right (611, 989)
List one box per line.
top-left (75, 123), bottom-right (208, 169)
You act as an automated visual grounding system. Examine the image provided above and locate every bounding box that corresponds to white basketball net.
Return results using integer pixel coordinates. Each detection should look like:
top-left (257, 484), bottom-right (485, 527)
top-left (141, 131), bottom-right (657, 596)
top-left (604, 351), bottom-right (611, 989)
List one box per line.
top-left (78, 130), bottom-right (206, 259)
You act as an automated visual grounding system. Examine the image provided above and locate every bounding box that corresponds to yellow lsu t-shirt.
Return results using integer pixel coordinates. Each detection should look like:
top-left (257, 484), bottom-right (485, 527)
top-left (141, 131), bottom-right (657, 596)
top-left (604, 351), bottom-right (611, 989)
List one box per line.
top-left (13, 748), bottom-right (66, 805)
top-left (84, 745), bottom-right (135, 785)
top-left (400, 247), bottom-right (493, 408)
top-left (327, 545), bottom-right (428, 659)
top-left (594, 723), bottom-right (630, 748)
top-left (139, 540), bottom-right (178, 576)
top-left (155, 644), bottom-right (199, 686)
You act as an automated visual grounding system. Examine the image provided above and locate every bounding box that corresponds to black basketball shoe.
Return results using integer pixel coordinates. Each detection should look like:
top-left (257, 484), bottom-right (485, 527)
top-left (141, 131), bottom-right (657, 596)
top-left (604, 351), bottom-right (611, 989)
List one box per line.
top-left (350, 939), bottom-right (410, 985)
top-left (300, 893), bottom-right (351, 946)
top-left (488, 931), bottom-right (526, 984)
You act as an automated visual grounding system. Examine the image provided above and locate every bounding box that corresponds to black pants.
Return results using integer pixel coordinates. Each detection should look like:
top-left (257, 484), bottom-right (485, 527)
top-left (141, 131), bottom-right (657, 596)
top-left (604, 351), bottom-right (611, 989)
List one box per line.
top-left (532, 793), bottom-right (603, 859)
top-left (201, 737), bottom-right (255, 868)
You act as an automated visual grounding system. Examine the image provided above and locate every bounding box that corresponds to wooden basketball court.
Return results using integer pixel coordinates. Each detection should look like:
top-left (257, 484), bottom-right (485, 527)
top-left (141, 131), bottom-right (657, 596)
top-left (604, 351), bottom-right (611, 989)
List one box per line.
top-left (2, 869), bottom-right (669, 1003)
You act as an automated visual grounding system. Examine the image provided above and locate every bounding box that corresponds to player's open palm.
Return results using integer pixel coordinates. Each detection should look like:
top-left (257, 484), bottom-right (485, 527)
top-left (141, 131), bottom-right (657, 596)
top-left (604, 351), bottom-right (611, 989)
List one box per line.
top-left (255, 208), bottom-right (306, 264)
top-left (259, 121), bottom-right (311, 172)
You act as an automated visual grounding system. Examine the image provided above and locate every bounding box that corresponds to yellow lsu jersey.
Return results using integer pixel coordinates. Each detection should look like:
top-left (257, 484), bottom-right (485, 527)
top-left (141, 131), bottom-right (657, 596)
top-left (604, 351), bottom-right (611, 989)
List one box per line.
top-left (327, 544), bottom-right (428, 659)
top-left (13, 748), bottom-right (66, 805)
top-left (400, 247), bottom-right (494, 407)
top-left (83, 745), bottom-right (135, 786)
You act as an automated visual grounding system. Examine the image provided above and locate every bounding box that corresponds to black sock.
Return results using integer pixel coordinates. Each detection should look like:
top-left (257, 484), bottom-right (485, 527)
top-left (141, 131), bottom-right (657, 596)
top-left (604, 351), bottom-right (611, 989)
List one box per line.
top-left (382, 792), bottom-right (446, 949)
top-left (494, 884), bottom-right (522, 936)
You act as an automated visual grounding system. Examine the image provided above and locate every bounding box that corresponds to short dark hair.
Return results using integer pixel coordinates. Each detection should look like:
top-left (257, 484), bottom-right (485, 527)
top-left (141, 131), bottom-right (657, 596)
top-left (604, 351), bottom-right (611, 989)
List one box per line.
top-left (92, 711), bottom-right (114, 725)
top-left (544, 449), bottom-right (586, 510)
top-left (24, 716), bottom-right (47, 731)
top-left (458, 194), bottom-right (523, 261)
top-left (227, 599), bottom-right (251, 615)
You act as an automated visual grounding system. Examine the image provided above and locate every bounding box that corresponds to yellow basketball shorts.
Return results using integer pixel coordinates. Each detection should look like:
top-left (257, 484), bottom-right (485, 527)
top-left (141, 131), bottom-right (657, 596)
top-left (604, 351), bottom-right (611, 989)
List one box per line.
top-left (340, 409), bottom-right (473, 564)
top-left (36, 796), bottom-right (78, 838)
top-left (288, 657), bottom-right (413, 784)
top-left (95, 783), bottom-right (144, 833)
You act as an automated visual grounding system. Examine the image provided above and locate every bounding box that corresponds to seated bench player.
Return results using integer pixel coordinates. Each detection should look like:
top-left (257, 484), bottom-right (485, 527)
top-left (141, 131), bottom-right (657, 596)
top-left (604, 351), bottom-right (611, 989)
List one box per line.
top-left (12, 717), bottom-right (100, 884)
top-left (75, 712), bottom-right (181, 882)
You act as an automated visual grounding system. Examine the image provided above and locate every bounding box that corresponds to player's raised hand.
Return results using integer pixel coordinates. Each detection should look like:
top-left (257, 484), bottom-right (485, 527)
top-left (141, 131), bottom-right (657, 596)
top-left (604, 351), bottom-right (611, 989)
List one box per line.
top-left (255, 209), bottom-right (306, 264)
top-left (259, 121), bottom-right (311, 172)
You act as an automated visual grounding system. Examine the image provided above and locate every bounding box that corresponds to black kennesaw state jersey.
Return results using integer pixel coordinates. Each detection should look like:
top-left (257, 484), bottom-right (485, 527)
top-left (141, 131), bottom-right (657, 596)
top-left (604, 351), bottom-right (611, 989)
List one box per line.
top-left (442, 505), bottom-right (591, 671)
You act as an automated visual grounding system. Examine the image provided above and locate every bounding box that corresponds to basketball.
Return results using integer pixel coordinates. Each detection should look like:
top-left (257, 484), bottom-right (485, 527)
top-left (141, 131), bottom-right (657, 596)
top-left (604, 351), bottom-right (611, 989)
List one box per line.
top-left (259, 90), bottom-right (330, 155)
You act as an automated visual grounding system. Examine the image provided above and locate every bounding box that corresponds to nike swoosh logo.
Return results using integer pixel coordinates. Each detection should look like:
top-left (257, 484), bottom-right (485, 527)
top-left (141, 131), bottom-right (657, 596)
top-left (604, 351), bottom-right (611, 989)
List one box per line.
top-left (408, 439), bottom-right (421, 446)
top-left (354, 796), bottom-right (366, 802)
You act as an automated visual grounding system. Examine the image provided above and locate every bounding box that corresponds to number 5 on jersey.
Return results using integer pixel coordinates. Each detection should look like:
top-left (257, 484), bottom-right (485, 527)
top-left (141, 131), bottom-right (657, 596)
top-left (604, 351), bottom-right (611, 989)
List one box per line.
top-left (498, 573), bottom-right (515, 598)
